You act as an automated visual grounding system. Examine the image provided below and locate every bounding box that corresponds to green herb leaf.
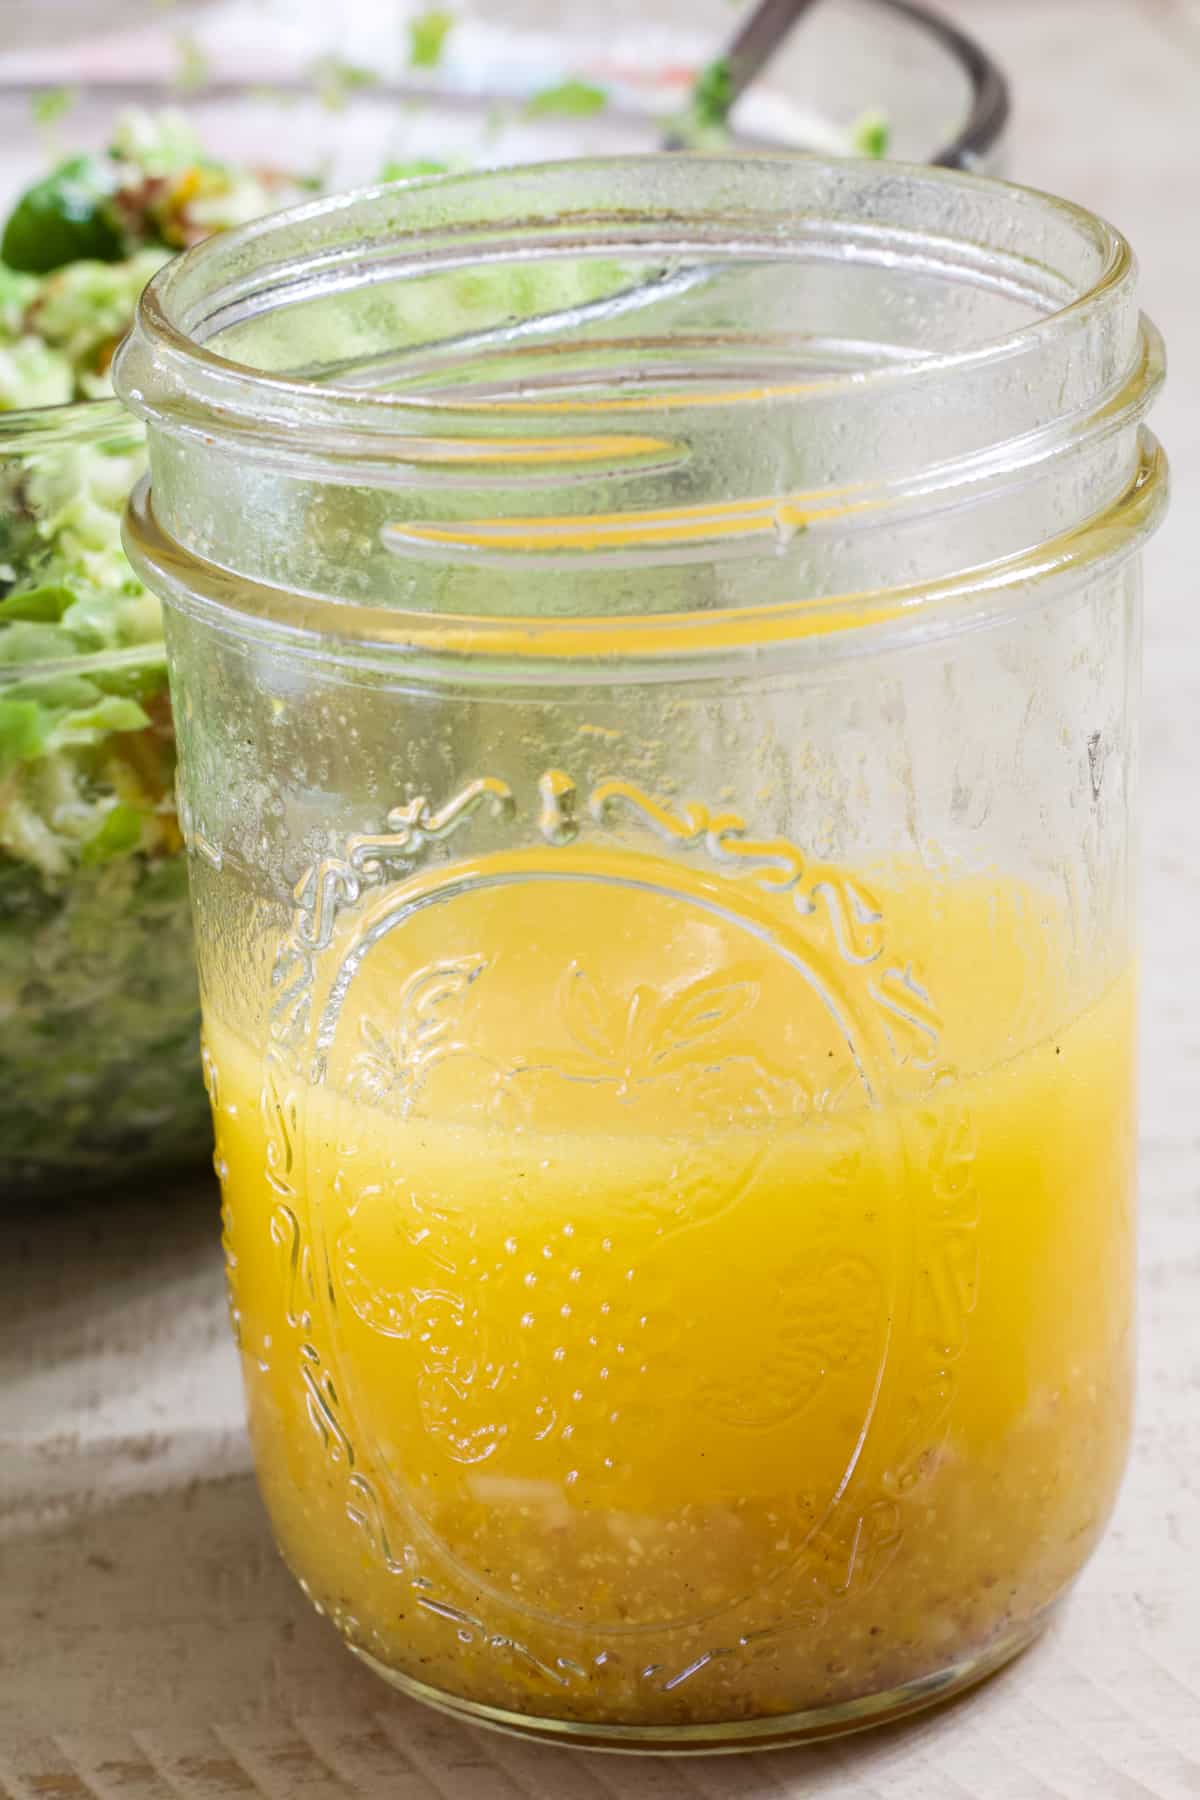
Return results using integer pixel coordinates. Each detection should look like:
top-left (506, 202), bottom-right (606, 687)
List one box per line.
top-left (523, 78), bottom-right (608, 120)
top-left (79, 800), bottom-right (144, 865)
top-left (108, 108), bottom-right (206, 176)
top-left (1, 153), bottom-right (125, 274)
top-left (409, 8), bottom-right (454, 70)
top-left (3, 674), bottom-right (100, 710)
top-left (0, 584), bottom-right (77, 624)
top-left (690, 57), bottom-right (734, 130)
top-left (0, 698), bottom-right (48, 774)
top-left (32, 87), bottom-right (74, 128)
top-left (54, 695), bottom-right (151, 742)
top-left (851, 110), bottom-right (890, 158)
top-left (0, 623), bottom-right (72, 667)
top-left (380, 158), bottom-right (450, 183)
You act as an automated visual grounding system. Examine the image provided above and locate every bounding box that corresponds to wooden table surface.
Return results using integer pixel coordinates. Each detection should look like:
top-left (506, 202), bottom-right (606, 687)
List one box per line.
top-left (3, 2), bottom-right (1200, 1792)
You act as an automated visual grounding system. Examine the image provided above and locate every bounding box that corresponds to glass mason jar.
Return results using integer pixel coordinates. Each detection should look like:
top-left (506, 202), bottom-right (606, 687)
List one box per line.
top-left (117, 156), bottom-right (1165, 1750)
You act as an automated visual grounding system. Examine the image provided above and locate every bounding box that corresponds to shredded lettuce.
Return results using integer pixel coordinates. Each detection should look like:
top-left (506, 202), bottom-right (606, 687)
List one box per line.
top-left (2, 108), bottom-right (289, 287)
top-left (0, 110), bottom-right (263, 1190)
top-left (0, 112), bottom-right (310, 903)
top-left (689, 58), bottom-right (735, 131)
top-left (108, 106), bottom-right (206, 175)
top-left (0, 852), bottom-right (211, 1193)
top-left (409, 9), bottom-right (455, 71)
top-left (380, 158), bottom-right (451, 183)
top-left (523, 79), bottom-right (608, 120)
top-left (0, 426), bottom-right (175, 883)
top-left (851, 110), bottom-right (891, 158)
top-left (0, 336), bottom-right (73, 409)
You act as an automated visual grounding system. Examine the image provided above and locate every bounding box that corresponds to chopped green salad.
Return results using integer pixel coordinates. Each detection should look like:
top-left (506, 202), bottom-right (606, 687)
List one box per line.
top-left (0, 114), bottom-right (254, 884)
top-left (0, 111), bottom-right (307, 1195)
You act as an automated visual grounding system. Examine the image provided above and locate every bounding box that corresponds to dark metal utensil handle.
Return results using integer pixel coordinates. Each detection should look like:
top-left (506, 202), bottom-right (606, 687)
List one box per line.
top-left (723, 0), bottom-right (825, 108)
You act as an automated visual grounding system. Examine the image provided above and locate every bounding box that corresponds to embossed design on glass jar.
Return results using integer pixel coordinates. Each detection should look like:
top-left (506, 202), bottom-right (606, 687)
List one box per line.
top-left (266, 779), bottom-right (513, 1058)
top-left (347, 956), bottom-right (488, 1116)
top-left (697, 1251), bottom-right (885, 1432)
top-left (257, 771), bottom-right (977, 1664)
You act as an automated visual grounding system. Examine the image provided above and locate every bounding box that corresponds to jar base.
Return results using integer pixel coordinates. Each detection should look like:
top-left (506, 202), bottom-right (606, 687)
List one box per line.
top-left (347, 1612), bottom-right (1049, 1755)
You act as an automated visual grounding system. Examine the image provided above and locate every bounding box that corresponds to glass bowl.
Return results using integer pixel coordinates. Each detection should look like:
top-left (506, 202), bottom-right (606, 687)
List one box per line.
top-left (0, 394), bottom-right (208, 1197)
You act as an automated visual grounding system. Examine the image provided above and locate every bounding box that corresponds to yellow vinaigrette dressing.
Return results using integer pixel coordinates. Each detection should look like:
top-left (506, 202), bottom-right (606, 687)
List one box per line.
top-left (209, 848), bottom-right (1134, 1730)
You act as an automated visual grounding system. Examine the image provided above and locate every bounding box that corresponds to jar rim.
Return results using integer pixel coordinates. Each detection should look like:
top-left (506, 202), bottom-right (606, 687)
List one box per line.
top-left (123, 153), bottom-right (1133, 439)
top-left (116, 154), bottom-right (1166, 665)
